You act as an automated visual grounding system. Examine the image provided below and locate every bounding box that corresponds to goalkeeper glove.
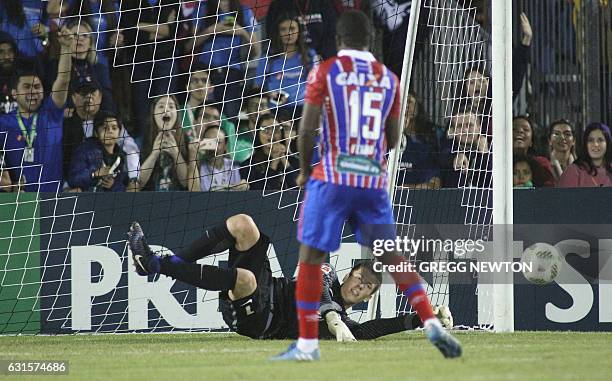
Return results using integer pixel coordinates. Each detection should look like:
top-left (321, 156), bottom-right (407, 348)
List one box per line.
top-left (325, 311), bottom-right (356, 342)
top-left (433, 305), bottom-right (454, 330)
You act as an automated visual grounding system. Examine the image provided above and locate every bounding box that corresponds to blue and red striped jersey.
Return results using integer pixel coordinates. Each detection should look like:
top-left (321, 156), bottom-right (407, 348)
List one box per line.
top-left (304, 49), bottom-right (401, 189)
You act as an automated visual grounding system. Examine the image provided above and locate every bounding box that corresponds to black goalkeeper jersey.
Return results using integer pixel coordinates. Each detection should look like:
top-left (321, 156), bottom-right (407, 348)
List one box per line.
top-left (261, 264), bottom-right (419, 340)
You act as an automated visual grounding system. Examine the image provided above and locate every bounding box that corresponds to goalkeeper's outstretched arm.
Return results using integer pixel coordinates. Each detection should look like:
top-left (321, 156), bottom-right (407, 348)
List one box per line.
top-left (335, 306), bottom-right (454, 340)
top-left (343, 314), bottom-right (421, 340)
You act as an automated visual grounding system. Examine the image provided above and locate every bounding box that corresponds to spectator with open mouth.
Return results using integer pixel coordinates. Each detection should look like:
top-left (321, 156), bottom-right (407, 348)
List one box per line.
top-left (0, 25), bottom-right (73, 193)
top-left (512, 115), bottom-right (555, 187)
top-left (138, 95), bottom-right (190, 191)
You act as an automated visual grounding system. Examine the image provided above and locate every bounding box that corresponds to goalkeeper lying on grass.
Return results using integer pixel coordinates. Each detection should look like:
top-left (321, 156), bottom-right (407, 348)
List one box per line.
top-left (127, 214), bottom-right (453, 341)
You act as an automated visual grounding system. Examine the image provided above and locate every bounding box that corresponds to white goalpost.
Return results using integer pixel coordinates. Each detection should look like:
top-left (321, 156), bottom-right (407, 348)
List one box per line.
top-left (490, 0), bottom-right (514, 333)
top-left (370, 0), bottom-right (515, 331)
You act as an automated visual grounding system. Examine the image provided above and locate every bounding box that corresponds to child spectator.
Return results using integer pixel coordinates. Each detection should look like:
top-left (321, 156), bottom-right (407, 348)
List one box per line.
top-left (0, 27), bottom-right (72, 192)
top-left (67, 111), bottom-right (131, 192)
top-left (240, 113), bottom-right (295, 191)
top-left (255, 12), bottom-right (317, 116)
top-left (513, 155), bottom-right (536, 188)
top-left (558, 122), bottom-right (612, 187)
top-left (138, 95), bottom-right (190, 191)
top-left (548, 119), bottom-right (576, 181)
top-left (63, 76), bottom-right (139, 184)
top-left (512, 115), bottom-right (555, 187)
top-left (189, 0), bottom-right (259, 119)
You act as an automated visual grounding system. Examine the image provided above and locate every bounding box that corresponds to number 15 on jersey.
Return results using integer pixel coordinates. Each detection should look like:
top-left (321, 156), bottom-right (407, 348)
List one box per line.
top-left (348, 90), bottom-right (383, 155)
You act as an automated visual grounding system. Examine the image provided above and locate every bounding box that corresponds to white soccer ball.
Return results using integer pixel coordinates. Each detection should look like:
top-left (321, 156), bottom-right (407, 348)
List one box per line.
top-left (433, 305), bottom-right (454, 330)
top-left (521, 243), bottom-right (562, 284)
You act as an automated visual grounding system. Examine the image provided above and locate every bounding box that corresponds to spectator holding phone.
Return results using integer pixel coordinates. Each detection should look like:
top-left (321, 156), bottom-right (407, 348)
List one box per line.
top-left (181, 67), bottom-right (237, 160)
top-left (186, 112), bottom-right (247, 192)
top-left (45, 1), bottom-right (121, 68)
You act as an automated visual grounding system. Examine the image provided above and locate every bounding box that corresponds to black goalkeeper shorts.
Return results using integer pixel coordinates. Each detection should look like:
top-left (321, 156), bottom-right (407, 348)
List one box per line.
top-left (219, 233), bottom-right (274, 339)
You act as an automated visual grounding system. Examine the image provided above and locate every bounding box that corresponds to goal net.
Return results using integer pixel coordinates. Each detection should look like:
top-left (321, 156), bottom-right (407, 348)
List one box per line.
top-left (382, 0), bottom-right (497, 330)
top-left (0, 0), bottom-right (507, 334)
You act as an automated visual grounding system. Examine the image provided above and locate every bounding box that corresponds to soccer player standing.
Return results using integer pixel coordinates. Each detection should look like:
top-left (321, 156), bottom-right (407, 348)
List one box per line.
top-left (272, 10), bottom-right (462, 361)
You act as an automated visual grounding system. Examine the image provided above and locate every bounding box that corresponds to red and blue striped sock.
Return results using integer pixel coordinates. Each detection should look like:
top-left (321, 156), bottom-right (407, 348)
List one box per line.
top-left (383, 255), bottom-right (435, 323)
top-left (295, 262), bottom-right (322, 346)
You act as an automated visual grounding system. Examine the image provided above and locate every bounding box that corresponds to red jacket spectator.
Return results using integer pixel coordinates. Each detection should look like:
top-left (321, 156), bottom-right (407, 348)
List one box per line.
top-left (558, 123), bottom-right (612, 187)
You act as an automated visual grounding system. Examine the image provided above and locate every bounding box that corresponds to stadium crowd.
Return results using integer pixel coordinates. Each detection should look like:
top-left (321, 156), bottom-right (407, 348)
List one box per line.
top-left (394, 1), bottom-right (611, 190)
top-left (0, 0), bottom-right (610, 193)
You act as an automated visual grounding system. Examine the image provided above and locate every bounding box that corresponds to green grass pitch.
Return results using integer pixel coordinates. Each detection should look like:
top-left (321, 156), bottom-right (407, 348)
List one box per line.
top-left (0, 331), bottom-right (610, 380)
